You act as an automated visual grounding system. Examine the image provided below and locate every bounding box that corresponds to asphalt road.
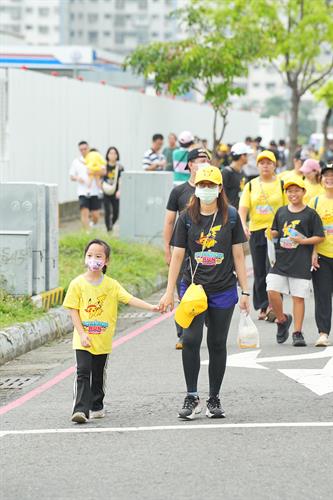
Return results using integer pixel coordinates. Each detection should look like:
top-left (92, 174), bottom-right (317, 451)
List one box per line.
top-left (1, 285), bottom-right (332, 500)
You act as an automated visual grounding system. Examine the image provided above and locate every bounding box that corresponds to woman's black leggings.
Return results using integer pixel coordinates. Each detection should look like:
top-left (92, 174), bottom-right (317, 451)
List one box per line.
top-left (182, 306), bottom-right (235, 397)
top-left (103, 195), bottom-right (119, 231)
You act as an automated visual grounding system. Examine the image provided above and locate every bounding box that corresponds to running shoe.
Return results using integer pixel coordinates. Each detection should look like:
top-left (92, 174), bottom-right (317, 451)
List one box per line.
top-left (90, 409), bottom-right (106, 419)
top-left (71, 412), bottom-right (88, 424)
top-left (178, 395), bottom-right (202, 420)
top-left (315, 333), bottom-right (330, 347)
top-left (276, 314), bottom-right (292, 344)
top-left (292, 331), bottom-right (307, 347)
top-left (206, 396), bottom-right (225, 419)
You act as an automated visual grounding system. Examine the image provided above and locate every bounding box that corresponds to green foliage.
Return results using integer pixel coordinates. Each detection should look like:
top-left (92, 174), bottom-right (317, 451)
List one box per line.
top-left (261, 97), bottom-right (289, 118)
top-left (314, 80), bottom-right (333, 109)
top-left (0, 231), bottom-right (167, 329)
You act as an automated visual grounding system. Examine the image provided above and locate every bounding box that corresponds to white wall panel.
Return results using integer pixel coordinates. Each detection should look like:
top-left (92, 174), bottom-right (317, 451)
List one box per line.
top-left (4, 69), bottom-right (260, 203)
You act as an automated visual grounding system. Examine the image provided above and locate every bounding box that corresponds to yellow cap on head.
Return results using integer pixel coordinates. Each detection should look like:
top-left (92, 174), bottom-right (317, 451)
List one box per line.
top-left (256, 150), bottom-right (277, 165)
top-left (194, 166), bottom-right (223, 185)
top-left (284, 177), bottom-right (306, 190)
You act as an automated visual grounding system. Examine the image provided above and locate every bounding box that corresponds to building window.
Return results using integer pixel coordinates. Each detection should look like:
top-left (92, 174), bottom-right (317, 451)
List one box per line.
top-left (115, 32), bottom-right (124, 44)
top-left (103, 31), bottom-right (111, 36)
top-left (78, 13), bottom-right (83, 19)
top-left (115, 15), bottom-right (126, 27)
top-left (38, 8), bottom-right (49, 17)
top-left (151, 32), bottom-right (159, 37)
top-left (88, 13), bottom-right (98, 22)
top-left (138, 0), bottom-right (148, 8)
top-left (38, 26), bottom-right (49, 34)
top-left (25, 25), bottom-right (33, 30)
top-left (266, 82), bottom-right (276, 90)
top-left (253, 82), bottom-right (260, 88)
top-left (105, 13), bottom-right (111, 19)
top-left (88, 31), bottom-right (98, 43)
top-left (116, 0), bottom-right (125, 9)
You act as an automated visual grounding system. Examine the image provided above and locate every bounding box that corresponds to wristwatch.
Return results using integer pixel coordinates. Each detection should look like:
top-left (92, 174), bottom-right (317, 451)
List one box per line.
top-left (241, 291), bottom-right (250, 296)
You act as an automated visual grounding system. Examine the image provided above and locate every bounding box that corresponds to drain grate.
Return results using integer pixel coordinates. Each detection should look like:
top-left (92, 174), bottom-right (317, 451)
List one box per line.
top-left (119, 312), bottom-right (153, 319)
top-left (0, 376), bottom-right (40, 389)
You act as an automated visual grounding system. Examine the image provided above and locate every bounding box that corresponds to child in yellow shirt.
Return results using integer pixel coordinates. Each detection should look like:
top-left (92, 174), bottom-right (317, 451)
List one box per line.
top-left (63, 238), bottom-right (160, 423)
top-left (84, 150), bottom-right (106, 190)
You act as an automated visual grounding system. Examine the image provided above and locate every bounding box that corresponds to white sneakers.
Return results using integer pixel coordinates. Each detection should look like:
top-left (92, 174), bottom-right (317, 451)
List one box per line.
top-left (315, 333), bottom-right (330, 347)
top-left (71, 412), bottom-right (88, 424)
top-left (90, 409), bottom-right (106, 419)
top-left (71, 409), bottom-right (106, 423)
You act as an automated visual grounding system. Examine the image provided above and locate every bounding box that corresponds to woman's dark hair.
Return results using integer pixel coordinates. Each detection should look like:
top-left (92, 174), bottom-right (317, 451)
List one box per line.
top-left (84, 239), bottom-right (111, 274)
top-left (186, 187), bottom-right (229, 225)
top-left (106, 146), bottom-right (120, 162)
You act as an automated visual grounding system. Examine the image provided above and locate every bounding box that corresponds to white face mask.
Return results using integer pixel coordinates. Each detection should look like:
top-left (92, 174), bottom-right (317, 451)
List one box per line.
top-left (195, 185), bottom-right (219, 204)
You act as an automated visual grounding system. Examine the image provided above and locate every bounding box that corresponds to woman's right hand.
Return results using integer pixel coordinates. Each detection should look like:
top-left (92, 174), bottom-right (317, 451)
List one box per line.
top-left (79, 332), bottom-right (91, 348)
top-left (159, 291), bottom-right (175, 313)
top-left (312, 251), bottom-right (320, 271)
top-left (244, 226), bottom-right (251, 240)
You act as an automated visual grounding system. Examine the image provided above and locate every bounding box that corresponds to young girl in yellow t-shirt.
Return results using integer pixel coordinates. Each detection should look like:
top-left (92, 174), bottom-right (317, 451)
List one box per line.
top-left (63, 238), bottom-right (160, 423)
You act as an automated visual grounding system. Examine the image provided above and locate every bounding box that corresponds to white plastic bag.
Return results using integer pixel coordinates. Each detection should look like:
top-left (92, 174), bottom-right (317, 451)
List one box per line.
top-left (237, 311), bottom-right (260, 349)
top-left (267, 237), bottom-right (276, 267)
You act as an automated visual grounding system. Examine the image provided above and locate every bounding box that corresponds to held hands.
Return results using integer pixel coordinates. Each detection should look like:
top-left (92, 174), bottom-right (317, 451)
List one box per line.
top-left (244, 226), bottom-right (251, 240)
top-left (311, 251), bottom-right (320, 271)
top-left (79, 331), bottom-right (91, 348)
top-left (159, 291), bottom-right (175, 313)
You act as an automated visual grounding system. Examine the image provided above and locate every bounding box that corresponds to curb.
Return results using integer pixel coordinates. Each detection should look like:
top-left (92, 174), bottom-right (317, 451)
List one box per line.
top-left (0, 274), bottom-right (167, 367)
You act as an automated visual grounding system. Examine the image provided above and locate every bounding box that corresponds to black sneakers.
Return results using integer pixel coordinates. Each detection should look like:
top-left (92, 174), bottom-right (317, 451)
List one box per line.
top-left (276, 314), bottom-right (292, 344)
top-left (292, 331), bottom-right (307, 347)
top-left (206, 396), bottom-right (225, 419)
top-left (178, 395), bottom-right (202, 420)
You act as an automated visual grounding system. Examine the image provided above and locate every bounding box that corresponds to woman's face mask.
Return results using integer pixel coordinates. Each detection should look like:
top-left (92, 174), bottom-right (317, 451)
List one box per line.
top-left (85, 256), bottom-right (105, 272)
top-left (195, 185), bottom-right (219, 204)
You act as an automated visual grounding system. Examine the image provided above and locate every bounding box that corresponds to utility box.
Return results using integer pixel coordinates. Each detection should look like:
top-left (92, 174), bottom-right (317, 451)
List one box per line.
top-left (0, 182), bottom-right (46, 294)
top-left (119, 172), bottom-right (174, 245)
top-left (0, 231), bottom-right (33, 295)
top-left (45, 184), bottom-right (59, 290)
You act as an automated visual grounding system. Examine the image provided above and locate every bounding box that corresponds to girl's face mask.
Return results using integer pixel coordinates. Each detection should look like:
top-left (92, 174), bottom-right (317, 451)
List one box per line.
top-left (85, 256), bottom-right (105, 272)
top-left (195, 185), bottom-right (219, 204)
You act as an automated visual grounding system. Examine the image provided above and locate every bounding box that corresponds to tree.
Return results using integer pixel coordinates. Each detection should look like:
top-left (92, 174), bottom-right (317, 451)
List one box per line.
top-left (256, 0), bottom-right (333, 163)
top-left (125, 1), bottom-right (267, 155)
top-left (261, 97), bottom-right (289, 118)
top-left (314, 80), bottom-right (333, 151)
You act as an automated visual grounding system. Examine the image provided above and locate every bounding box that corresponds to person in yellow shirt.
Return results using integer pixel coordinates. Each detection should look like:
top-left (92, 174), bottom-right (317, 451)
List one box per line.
top-left (63, 239), bottom-right (160, 424)
top-left (300, 159), bottom-right (325, 204)
top-left (239, 150), bottom-right (286, 319)
top-left (308, 164), bottom-right (333, 347)
top-left (278, 150), bottom-right (307, 183)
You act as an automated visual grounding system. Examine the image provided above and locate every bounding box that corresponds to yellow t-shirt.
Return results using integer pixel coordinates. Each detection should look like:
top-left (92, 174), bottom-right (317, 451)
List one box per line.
top-left (308, 195), bottom-right (333, 258)
top-left (303, 180), bottom-right (324, 205)
top-left (63, 275), bottom-right (133, 355)
top-left (239, 177), bottom-right (286, 231)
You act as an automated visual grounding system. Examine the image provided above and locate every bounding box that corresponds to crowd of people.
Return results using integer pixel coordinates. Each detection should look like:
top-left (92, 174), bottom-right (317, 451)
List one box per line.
top-left (66, 130), bottom-right (332, 423)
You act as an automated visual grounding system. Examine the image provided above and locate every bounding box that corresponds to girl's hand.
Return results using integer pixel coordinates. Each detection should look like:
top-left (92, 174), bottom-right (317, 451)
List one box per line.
top-left (239, 295), bottom-right (250, 314)
top-left (312, 251), bottom-right (320, 271)
top-left (151, 304), bottom-right (161, 313)
top-left (159, 291), bottom-right (174, 313)
top-left (79, 332), bottom-right (91, 348)
top-left (116, 190), bottom-right (120, 200)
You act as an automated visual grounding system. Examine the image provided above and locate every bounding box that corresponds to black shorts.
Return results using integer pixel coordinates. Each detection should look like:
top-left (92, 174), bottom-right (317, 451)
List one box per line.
top-left (79, 195), bottom-right (101, 211)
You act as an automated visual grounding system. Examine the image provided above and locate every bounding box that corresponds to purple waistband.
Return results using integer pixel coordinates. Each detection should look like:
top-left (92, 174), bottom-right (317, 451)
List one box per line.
top-left (179, 281), bottom-right (238, 309)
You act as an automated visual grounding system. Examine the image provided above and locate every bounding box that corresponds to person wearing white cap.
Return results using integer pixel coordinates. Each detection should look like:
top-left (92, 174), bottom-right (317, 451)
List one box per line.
top-left (173, 130), bottom-right (194, 183)
top-left (222, 143), bottom-right (249, 209)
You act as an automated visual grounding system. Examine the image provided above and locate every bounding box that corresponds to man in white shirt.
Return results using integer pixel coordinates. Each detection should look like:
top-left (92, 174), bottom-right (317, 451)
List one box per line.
top-left (69, 141), bottom-right (105, 230)
top-left (142, 134), bottom-right (166, 171)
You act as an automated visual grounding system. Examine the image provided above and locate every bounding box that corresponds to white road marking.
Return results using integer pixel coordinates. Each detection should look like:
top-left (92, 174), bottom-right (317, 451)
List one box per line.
top-left (1, 421), bottom-right (333, 438)
top-left (279, 357), bottom-right (333, 396)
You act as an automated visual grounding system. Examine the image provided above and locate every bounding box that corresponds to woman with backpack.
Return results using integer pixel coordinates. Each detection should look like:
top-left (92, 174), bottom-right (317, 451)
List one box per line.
top-left (159, 166), bottom-right (249, 420)
top-left (239, 150), bottom-right (286, 320)
top-left (102, 147), bottom-right (124, 232)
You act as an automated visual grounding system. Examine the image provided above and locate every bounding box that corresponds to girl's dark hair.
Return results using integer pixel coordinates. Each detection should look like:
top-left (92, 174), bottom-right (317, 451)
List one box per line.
top-left (106, 146), bottom-right (120, 162)
top-left (187, 188), bottom-right (229, 225)
top-left (84, 239), bottom-right (111, 274)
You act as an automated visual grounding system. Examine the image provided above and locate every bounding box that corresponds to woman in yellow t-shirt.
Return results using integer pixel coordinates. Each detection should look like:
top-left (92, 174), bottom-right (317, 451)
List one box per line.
top-left (239, 150), bottom-right (286, 319)
top-left (308, 165), bottom-right (333, 347)
top-left (63, 239), bottom-right (160, 424)
top-left (300, 159), bottom-right (325, 204)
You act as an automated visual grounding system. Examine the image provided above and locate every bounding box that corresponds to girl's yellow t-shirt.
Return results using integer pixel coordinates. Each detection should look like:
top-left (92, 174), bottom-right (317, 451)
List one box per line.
top-left (308, 194), bottom-right (333, 258)
top-left (303, 180), bottom-right (324, 205)
top-left (63, 275), bottom-right (132, 355)
top-left (239, 177), bottom-right (286, 231)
